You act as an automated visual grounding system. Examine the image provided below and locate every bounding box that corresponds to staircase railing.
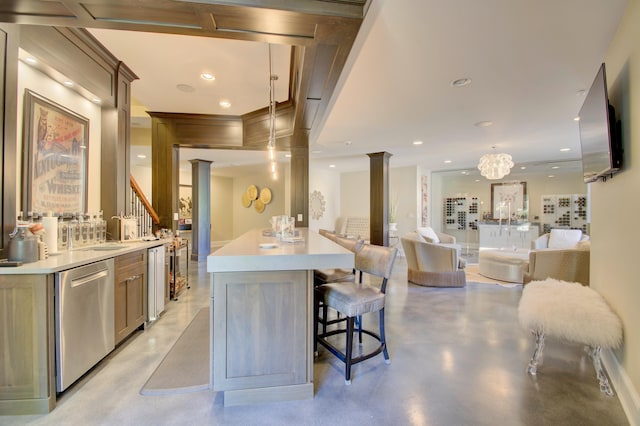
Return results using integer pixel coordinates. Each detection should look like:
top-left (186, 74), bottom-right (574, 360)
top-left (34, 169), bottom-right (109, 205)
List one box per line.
top-left (130, 175), bottom-right (160, 237)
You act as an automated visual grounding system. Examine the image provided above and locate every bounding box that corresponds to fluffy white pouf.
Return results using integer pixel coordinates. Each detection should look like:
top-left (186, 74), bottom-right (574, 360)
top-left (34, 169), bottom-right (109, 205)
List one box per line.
top-left (518, 279), bottom-right (622, 348)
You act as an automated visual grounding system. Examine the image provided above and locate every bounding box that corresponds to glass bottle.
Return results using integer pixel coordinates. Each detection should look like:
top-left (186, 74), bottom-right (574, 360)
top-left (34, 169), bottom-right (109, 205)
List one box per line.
top-left (88, 212), bottom-right (96, 246)
top-left (58, 217), bottom-right (69, 251)
top-left (98, 211), bottom-right (106, 243)
top-left (79, 213), bottom-right (88, 246)
top-left (68, 213), bottom-right (80, 249)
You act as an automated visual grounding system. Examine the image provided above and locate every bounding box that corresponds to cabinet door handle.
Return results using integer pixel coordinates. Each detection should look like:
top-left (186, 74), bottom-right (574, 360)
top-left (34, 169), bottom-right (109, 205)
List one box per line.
top-left (127, 274), bottom-right (141, 282)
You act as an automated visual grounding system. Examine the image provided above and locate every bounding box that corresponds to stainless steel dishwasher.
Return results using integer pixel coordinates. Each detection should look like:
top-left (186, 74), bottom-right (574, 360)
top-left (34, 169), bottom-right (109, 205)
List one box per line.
top-left (55, 259), bottom-right (115, 392)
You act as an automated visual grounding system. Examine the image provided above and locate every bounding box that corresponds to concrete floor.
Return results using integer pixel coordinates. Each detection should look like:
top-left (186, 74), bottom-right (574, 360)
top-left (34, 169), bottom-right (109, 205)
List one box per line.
top-left (3, 257), bottom-right (629, 426)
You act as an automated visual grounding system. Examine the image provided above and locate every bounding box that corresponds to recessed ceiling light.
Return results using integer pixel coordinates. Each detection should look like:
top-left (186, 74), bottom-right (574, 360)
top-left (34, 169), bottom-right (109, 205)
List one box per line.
top-left (551, 166), bottom-right (559, 169)
top-left (329, 164), bottom-right (336, 168)
top-left (548, 175), bottom-right (555, 178)
top-left (574, 116), bottom-right (580, 121)
top-left (412, 140), bottom-right (423, 146)
top-left (137, 154), bottom-right (147, 159)
top-left (176, 84), bottom-right (195, 92)
top-left (560, 148), bottom-right (571, 152)
top-left (520, 166), bottom-right (527, 170)
top-left (201, 73), bottom-right (215, 81)
top-left (219, 100), bottom-right (231, 108)
top-left (25, 57), bottom-right (37, 64)
top-left (461, 171), bottom-right (468, 175)
top-left (444, 160), bottom-right (452, 164)
top-left (63, 80), bottom-right (73, 87)
top-left (450, 78), bottom-right (472, 87)
top-left (475, 179), bottom-right (480, 182)
top-left (474, 121), bottom-right (493, 127)
top-left (285, 153), bottom-right (292, 158)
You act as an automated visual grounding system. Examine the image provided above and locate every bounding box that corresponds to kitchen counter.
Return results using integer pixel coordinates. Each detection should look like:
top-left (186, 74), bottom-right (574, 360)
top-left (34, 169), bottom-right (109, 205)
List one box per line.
top-left (0, 237), bottom-right (172, 415)
top-left (0, 239), bottom-right (170, 274)
top-left (207, 228), bottom-right (353, 272)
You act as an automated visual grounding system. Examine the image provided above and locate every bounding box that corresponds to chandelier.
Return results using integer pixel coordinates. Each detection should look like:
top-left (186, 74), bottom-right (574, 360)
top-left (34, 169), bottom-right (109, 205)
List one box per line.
top-left (477, 147), bottom-right (514, 180)
top-left (267, 44), bottom-right (279, 180)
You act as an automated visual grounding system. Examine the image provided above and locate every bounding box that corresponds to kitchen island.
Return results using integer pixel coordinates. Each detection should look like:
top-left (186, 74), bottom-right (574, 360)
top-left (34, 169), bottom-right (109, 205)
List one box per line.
top-left (207, 228), bottom-right (353, 406)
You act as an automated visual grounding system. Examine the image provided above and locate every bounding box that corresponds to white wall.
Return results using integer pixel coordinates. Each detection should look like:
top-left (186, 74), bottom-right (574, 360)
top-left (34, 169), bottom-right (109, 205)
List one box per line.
top-left (339, 165), bottom-right (419, 239)
top-left (596, 1), bottom-right (640, 422)
top-left (17, 62), bottom-right (102, 214)
top-left (211, 175), bottom-right (233, 242)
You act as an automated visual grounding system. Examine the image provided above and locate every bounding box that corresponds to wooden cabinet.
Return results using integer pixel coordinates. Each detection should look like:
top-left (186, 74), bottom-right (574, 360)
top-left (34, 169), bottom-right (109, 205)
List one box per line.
top-left (212, 270), bottom-right (311, 405)
top-left (114, 249), bottom-right (146, 345)
top-left (0, 274), bottom-right (56, 414)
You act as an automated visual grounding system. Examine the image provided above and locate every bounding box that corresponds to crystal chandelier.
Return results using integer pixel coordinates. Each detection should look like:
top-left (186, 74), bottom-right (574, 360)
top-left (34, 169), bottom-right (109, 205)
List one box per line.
top-left (267, 44), bottom-right (279, 180)
top-left (477, 147), bottom-right (514, 180)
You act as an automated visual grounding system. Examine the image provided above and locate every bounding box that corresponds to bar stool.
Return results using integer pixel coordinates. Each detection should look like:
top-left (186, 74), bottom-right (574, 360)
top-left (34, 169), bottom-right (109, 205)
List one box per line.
top-left (313, 235), bottom-right (364, 352)
top-left (315, 243), bottom-right (398, 384)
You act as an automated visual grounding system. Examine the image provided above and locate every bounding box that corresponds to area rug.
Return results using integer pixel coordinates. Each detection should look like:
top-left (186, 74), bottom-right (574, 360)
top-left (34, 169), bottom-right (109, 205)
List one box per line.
top-left (140, 307), bottom-right (210, 395)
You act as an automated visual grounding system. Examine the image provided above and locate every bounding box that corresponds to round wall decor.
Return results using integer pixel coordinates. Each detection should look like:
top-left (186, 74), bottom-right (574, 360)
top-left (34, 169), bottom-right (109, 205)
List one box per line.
top-left (309, 190), bottom-right (326, 220)
top-left (247, 184), bottom-right (258, 200)
top-left (254, 198), bottom-right (265, 213)
top-left (260, 187), bottom-right (272, 204)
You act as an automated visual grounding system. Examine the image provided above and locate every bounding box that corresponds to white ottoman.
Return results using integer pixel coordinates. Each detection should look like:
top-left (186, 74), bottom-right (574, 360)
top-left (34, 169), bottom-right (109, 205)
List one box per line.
top-left (478, 248), bottom-right (529, 283)
top-left (518, 279), bottom-right (623, 396)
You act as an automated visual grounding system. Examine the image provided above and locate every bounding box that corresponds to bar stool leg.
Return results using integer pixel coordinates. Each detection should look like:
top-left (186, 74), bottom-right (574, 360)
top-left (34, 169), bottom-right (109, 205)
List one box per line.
top-left (380, 309), bottom-right (390, 363)
top-left (345, 316), bottom-right (355, 385)
top-left (313, 291), bottom-right (320, 356)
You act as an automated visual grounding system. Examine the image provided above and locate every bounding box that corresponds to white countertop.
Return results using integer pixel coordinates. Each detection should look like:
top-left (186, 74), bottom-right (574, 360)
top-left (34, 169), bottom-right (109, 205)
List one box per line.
top-left (207, 228), bottom-right (354, 273)
top-left (0, 239), bottom-right (170, 274)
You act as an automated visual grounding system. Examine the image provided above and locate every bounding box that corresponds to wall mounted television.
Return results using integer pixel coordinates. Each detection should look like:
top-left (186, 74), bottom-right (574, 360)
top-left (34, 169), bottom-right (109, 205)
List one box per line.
top-left (578, 63), bottom-right (622, 183)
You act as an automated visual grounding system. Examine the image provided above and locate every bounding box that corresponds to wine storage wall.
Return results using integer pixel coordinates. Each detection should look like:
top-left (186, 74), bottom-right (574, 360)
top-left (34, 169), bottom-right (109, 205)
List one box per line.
top-left (541, 194), bottom-right (588, 233)
top-left (444, 196), bottom-right (479, 231)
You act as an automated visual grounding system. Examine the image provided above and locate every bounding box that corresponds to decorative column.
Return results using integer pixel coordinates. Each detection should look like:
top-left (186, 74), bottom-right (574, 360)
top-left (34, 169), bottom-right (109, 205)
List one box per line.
top-left (367, 152), bottom-right (392, 246)
top-left (190, 159), bottom-right (212, 261)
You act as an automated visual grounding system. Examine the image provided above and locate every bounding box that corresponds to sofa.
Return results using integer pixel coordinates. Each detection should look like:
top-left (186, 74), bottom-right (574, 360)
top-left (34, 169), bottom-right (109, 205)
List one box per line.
top-left (523, 229), bottom-right (591, 286)
top-left (401, 230), bottom-right (466, 288)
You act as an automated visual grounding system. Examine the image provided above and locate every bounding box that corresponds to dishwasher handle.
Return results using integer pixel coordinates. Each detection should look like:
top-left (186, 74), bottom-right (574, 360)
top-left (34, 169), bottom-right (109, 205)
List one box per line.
top-left (71, 269), bottom-right (110, 287)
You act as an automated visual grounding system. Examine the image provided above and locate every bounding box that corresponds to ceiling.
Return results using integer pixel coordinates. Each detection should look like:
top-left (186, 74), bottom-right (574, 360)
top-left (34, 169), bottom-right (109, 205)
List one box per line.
top-left (88, 0), bottom-right (628, 176)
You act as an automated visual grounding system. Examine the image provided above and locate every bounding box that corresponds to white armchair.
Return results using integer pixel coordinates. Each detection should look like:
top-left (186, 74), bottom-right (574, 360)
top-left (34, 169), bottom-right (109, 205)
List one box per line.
top-left (401, 231), bottom-right (466, 288)
top-left (524, 229), bottom-right (591, 286)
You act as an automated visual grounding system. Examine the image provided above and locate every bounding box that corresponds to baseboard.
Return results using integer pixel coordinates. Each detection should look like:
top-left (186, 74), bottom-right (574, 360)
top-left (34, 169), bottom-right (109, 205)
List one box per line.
top-left (602, 348), bottom-right (639, 426)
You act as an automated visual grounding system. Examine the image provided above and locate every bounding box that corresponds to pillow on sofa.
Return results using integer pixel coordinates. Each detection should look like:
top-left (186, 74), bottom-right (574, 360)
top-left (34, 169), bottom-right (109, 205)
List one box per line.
top-left (417, 227), bottom-right (440, 243)
top-left (548, 229), bottom-right (582, 249)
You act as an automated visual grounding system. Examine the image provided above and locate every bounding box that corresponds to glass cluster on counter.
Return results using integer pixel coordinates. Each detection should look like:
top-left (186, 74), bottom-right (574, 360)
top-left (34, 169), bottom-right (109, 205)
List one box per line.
top-left (18, 211), bottom-right (107, 252)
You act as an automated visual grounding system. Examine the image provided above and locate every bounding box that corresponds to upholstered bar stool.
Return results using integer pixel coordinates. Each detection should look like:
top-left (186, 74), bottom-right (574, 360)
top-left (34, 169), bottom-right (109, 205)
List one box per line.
top-left (313, 235), bottom-right (364, 352)
top-left (315, 244), bottom-right (398, 384)
top-left (314, 234), bottom-right (363, 287)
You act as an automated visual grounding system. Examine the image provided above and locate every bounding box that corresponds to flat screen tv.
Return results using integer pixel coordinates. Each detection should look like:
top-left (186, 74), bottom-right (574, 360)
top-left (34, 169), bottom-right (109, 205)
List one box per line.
top-left (578, 63), bottom-right (622, 183)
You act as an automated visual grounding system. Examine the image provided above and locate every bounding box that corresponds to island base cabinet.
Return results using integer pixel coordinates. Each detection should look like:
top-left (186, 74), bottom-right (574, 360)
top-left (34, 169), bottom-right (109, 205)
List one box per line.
top-left (0, 275), bottom-right (56, 414)
top-left (212, 270), bottom-right (313, 406)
